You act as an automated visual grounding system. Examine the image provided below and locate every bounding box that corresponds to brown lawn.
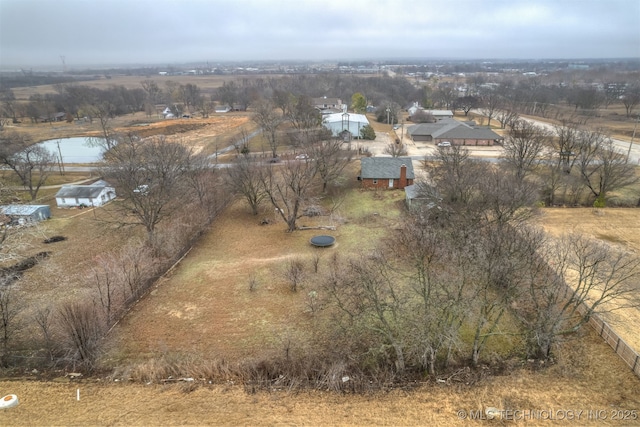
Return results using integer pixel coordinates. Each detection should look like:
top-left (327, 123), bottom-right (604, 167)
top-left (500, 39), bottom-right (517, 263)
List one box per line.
top-left (1, 331), bottom-right (639, 426)
top-left (535, 207), bottom-right (640, 352)
top-left (2, 79), bottom-right (640, 425)
top-left (103, 173), bottom-right (406, 363)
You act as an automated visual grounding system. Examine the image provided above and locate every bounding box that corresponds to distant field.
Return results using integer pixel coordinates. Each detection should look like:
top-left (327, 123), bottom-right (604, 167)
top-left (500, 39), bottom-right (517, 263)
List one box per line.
top-left (10, 74), bottom-right (285, 100)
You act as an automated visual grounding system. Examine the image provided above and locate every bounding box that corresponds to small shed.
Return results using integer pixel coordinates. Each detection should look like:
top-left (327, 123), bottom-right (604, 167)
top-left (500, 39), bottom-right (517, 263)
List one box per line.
top-left (55, 179), bottom-right (116, 208)
top-left (0, 204), bottom-right (51, 224)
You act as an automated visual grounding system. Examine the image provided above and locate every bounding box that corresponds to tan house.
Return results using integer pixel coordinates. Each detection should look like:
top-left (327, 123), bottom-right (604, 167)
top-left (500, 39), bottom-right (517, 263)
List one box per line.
top-left (312, 96), bottom-right (343, 112)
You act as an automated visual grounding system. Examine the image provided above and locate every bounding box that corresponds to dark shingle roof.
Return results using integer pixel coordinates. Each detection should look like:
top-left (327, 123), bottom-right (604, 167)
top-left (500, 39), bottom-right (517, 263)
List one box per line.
top-left (55, 181), bottom-right (112, 199)
top-left (360, 157), bottom-right (415, 180)
top-left (55, 186), bottom-right (105, 199)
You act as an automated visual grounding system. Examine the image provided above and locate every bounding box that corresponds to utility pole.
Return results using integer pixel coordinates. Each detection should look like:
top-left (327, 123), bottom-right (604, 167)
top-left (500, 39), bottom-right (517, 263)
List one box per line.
top-left (627, 115), bottom-right (638, 162)
top-left (56, 140), bottom-right (65, 175)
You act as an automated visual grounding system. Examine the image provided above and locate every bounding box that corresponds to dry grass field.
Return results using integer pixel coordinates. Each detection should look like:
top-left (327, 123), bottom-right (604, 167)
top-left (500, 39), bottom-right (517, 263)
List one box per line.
top-left (10, 74), bottom-right (280, 101)
top-left (2, 75), bottom-right (640, 425)
top-left (535, 208), bottom-right (640, 352)
top-left (3, 181), bottom-right (640, 425)
top-left (1, 334), bottom-right (639, 427)
top-left (4, 111), bottom-right (253, 154)
top-left (2, 196), bottom-right (640, 425)
top-left (103, 172), bottom-right (405, 364)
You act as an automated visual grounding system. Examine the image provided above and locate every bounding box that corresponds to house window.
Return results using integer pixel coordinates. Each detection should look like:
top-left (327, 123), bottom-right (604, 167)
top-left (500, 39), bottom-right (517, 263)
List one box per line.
top-left (372, 179), bottom-right (378, 184)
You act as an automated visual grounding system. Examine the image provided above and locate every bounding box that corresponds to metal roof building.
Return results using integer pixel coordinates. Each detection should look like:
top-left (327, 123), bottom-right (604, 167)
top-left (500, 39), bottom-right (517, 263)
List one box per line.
top-left (323, 112), bottom-right (370, 139)
top-left (0, 204), bottom-right (51, 222)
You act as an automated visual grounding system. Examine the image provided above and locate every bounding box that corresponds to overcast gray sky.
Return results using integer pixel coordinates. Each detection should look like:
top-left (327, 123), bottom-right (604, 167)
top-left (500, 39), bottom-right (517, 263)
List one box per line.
top-left (1, 0), bottom-right (639, 69)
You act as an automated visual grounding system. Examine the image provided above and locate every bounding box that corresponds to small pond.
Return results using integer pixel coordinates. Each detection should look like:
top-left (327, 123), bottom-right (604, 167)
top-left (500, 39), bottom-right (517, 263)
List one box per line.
top-left (37, 137), bottom-right (105, 164)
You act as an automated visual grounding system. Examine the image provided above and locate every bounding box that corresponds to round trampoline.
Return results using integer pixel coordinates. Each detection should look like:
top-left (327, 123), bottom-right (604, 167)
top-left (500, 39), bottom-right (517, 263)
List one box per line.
top-left (310, 235), bottom-right (336, 247)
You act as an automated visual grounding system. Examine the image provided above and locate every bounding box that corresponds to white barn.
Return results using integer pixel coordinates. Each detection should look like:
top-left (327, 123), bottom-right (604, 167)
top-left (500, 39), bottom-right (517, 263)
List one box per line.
top-left (323, 112), bottom-right (370, 139)
top-left (55, 180), bottom-right (116, 208)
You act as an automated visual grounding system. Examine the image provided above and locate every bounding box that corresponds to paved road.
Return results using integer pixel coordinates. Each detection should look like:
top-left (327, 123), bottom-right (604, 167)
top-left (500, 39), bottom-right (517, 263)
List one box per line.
top-left (471, 110), bottom-right (640, 164)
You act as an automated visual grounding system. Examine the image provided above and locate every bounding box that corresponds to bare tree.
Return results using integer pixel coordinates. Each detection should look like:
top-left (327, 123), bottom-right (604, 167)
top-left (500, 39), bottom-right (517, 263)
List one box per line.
top-left (308, 138), bottom-right (353, 192)
top-left (433, 85), bottom-right (456, 110)
top-left (83, 101), bottom-right (118, 149)
top-left (197, 96), bottom-right (215, 119)
top-left (496, 107), bottom-right (520, 129)
top-left (184, 151), bottom-right (231, 220)
top-left (574, 130), bottom-right (638, 203)
top-left (282, 258), bottom-right (305, 292)
top-left (518, 232), bottom-right (640, 359)
top-left (57, 299), bottom-right (104, 369)
top-left (141, 79), bottom-right (163, 105)
top-left (391, 216), bottom-right (466, 374)
top-left (225, 155), bottom-right (267, 215)
top-left (501, 119), bottom-right (550, 181)
top-left (260, 159), bottom-right (318, 232)
top-left (216, 81), bottom-right (238, 109)
top-left (322, 253), bottom-right (408, 373)
top-left (0, 131), bottom-right (56, 200)
top-left (0, 280), bottom-right (22, 362)
top-left (182, 84), bottom-right (200, 113)
top-left (272, 87), bottom-right (294, 116)
top-left (552, 123), bottom-right (581, 173)
top-left (538, 123), bottom-right (582, 206)
top-left (0, 87), bottom-right (18, 123)
top-left (286, 95), bottom-right (322, 135)
top-left (34, 305), bottom-right (56, 361)
top-left (410, 110), bottom-right (435, 123)
top-left (479, 87), bottom-right (501, 127)
top-left (426, 145), bottom-right (486, 206)
top-left (253, 98), bottom-right (282, 158)
top-left (453, 95), bottom-right (480, 116)
top-left (621, 84), bottom-right (640, 118)
top-left (90, 257), bottom-right (123, 329)
top-left (101, 134), bottom-right (192, 243)
top-left (384, 142), bottom-right (408, 157)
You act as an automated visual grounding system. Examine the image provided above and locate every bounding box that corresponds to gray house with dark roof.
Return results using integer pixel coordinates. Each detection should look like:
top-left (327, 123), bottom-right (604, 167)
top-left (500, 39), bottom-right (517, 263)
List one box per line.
top-left (407, 118), bottom-right (502, 146)
top-left (358, 157), bottom-right (415, 190)
top-left (55, 179), bottom-right (116, 208)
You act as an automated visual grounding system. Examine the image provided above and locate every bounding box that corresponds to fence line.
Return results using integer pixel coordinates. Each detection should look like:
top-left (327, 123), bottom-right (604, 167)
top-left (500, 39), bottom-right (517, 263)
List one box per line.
top-left (576, 302), bottom-right (640, 378)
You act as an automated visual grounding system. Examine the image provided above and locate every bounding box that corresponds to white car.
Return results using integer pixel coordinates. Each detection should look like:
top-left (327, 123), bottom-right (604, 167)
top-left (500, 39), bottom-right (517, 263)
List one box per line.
top-left (437, 141), bottom-right (452, 147)
top-left (295, 154), bottom-right (309, 160)
top-left (133, 184), bottom-right (149, 195)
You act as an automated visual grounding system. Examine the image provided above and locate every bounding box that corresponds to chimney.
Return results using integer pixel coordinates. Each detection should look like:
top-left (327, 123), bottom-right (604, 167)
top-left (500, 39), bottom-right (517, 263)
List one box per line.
top-left (399, 164), bottom-right (407, 189)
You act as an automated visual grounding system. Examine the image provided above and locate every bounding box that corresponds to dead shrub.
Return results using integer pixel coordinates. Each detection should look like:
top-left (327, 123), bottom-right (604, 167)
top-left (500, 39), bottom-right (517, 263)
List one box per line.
top-left (56, 298), bottom-right (105, 371)
top-left (281, 258), bottom-right (305, 292)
